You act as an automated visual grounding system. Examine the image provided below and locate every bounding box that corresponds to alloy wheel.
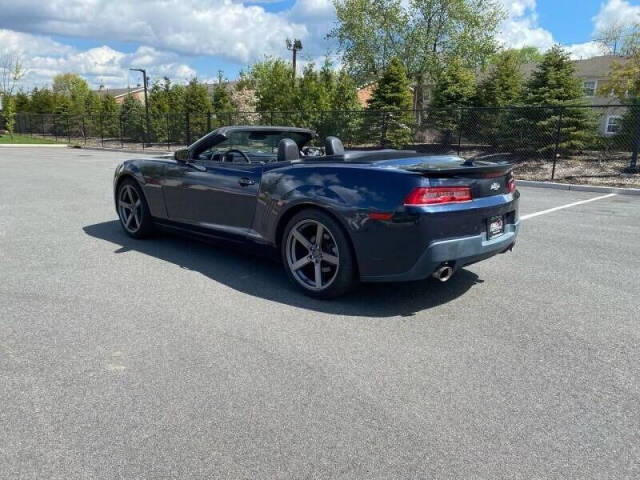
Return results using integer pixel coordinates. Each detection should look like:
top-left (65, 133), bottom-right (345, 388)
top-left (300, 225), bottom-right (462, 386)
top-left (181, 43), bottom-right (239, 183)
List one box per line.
top-left (118, 184), bottom-right (142, 234)
top-left (285, 219), bottom-right (340, 291)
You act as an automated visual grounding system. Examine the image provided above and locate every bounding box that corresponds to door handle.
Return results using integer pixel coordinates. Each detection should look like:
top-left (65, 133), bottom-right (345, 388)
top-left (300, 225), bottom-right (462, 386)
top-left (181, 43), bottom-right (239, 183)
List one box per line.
top-left (238, 177), bottom-right (255, 187)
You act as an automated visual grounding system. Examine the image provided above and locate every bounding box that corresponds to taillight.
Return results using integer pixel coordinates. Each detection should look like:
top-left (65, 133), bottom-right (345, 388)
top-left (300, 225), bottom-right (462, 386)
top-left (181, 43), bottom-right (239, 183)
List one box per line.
top-left (404, 186), bottom-right (472, 206)
top-left (507, 173), bottom-right (516, 193)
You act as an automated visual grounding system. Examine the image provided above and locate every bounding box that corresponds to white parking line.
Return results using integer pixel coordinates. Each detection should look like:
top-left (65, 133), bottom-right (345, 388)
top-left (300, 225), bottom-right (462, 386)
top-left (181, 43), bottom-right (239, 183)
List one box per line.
top-left (521, 193), bottom-right (617, 220)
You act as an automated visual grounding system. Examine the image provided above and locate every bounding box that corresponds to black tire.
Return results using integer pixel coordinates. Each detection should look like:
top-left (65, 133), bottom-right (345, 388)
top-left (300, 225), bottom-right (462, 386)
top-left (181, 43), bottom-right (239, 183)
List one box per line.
top-left (116, 178), bottom-right (154, 239)
top-left (281, 209), bottom-right (357, 299)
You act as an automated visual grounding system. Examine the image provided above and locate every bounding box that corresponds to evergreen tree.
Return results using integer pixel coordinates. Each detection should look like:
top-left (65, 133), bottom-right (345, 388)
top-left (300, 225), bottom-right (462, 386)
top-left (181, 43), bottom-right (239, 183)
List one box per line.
top-left (366, 57), bottom-right (414, 147)
top-left (183, 78), bottom-right (211, 139)
top-left (477, 51), bottom-right (523, 107)
top-left (120, 93), bottom-right (145, 142)
top-left (30, 87), bottom-right (56, 114)
top-left (474, 50), bottom-right (524, 146)
top-left (212, 83), bottom-right (234, 113)
top-left (520, 45), bottom-right (596, 153)
top-left (429, 58), bottom-right (477, 143)
top-left (98, 94), bottom-right (120, 139)
top-left (148, 78), bottom-right (171, 142)
top-left (14, 91), bottom-right (31, 113)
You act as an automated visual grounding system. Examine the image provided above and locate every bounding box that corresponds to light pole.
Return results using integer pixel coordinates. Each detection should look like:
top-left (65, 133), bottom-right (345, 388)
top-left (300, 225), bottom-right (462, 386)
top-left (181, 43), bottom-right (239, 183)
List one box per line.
top-left (286, 39), bottom-right (303, 84)
top-left (129, 68), bottom-right (150, 146)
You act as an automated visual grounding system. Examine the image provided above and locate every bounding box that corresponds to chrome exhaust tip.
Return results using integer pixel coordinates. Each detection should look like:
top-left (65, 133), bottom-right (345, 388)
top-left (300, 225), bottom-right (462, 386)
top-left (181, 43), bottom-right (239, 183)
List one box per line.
top-left (432, 264), bottom-right (454, 282)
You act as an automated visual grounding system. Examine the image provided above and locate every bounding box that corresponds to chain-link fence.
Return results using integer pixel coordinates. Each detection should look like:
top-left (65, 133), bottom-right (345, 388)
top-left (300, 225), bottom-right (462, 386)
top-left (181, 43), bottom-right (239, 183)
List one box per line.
top-left (3, 104), bottom-right (639, 178)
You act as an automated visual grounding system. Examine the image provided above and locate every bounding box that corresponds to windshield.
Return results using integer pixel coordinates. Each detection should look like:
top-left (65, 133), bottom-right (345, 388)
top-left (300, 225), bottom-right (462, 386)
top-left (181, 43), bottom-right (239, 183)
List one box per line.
top-left (197, 130), bottom-right (312, 161)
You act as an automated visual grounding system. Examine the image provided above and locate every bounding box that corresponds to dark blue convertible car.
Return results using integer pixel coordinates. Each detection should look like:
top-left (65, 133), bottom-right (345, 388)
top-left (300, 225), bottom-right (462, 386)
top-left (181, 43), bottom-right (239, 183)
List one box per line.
top-left (114, 126), bottom-right (519, 298)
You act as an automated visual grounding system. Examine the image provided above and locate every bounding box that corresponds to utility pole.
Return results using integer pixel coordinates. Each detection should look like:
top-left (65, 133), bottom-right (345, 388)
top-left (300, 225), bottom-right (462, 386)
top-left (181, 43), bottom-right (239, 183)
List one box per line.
top-left (286, 39), bottom-right (303, 83)
top-left (129, 68), bottom-right (150, 146)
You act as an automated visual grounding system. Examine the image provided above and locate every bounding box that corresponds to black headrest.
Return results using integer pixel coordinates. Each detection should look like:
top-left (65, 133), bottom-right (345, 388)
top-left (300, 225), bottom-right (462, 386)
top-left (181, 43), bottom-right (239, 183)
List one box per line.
top-left (278, 138), bottom-right (299, 162)
top-left (324, 136), bottom-right (344, 156)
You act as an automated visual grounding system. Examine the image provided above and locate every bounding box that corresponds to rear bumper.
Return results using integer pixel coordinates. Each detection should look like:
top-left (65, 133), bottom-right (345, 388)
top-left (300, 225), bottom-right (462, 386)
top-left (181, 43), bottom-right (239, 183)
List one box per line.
top-left (361, 220), bottom-right (519, 282)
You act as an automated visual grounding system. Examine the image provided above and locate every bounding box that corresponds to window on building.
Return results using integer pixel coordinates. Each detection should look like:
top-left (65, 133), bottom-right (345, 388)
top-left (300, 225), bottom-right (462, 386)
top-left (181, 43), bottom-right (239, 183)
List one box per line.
top-left (606, 116), bottom-right (622, 134)
top-left (583, 80), bottom-right (597, 97)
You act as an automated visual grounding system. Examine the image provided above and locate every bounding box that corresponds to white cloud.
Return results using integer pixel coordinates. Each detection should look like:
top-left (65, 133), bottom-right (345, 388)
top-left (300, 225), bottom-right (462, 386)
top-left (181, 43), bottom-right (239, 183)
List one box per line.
top-left (496, 0), bottom-right (555, 50)
top-left (0, 0), bottom-right (310, 64)
top-left (0, 29), bottom-right (196, 89)
top-left (592, 0), bottom-right (640, 35)
top-left (566, 41), bottom-right (607, 59)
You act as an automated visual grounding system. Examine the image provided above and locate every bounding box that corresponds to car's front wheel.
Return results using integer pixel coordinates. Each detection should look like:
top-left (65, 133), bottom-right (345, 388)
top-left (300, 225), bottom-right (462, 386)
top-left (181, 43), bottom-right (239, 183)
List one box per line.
top-left (282, 209), bottom-right (356, 299)
top-left (117, 179), bottom-right (154, 238)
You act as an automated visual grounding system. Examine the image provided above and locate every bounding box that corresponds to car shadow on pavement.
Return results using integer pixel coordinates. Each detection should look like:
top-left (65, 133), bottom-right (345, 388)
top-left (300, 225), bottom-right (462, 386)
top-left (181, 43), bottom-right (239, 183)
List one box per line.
top-left (83, 220), bottom-right (482, 317)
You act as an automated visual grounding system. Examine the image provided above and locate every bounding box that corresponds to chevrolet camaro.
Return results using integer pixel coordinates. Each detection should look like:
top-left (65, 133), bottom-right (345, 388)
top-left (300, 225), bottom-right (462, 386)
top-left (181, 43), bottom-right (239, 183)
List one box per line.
top-left (113, 126), bottom-right (520, 298)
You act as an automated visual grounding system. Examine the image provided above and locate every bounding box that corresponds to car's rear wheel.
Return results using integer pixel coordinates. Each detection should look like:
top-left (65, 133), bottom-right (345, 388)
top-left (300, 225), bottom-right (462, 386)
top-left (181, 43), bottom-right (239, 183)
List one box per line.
top-left (282, 209), bottom-right (356, 299)
top-left (117, 179), bottom-right (153, 238)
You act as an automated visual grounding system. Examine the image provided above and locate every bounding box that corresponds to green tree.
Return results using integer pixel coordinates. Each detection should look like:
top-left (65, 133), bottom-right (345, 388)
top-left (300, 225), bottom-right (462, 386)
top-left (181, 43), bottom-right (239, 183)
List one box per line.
top-left (52, 73), bottom-right (91, 115)
top-left (474, 50), bottom-right (524, 146)
top-left (328, 70), bottom-right (362, 144)
top-left (429, 58), bottom-right (477, 142)
top-left (249, 58), bottom-right (297, 114)
top-left (14, 91), bottom-right (30, 112)
top-left (183, 78), bottom-right (212, 139)
top-left (2, 95), bottom-right (15, 135)
top-left (30, 87), bottom-right (56, 114)
top-left (147, 78), bottom-right (171, 143)
top-left (1, 52), bottom-right (25, 136)
top-left (477, 50), bottom-right (523, 107)
top-left (506, 46), bottom-right (544, 65)
top-left (366, 57), bottom-right (414, 147)
top-left (98, 94), bottom-right (120, 139)
top-left (212, 83), bottom-right (235, 113)
top-left (120, 93), bottom-right (145, 142)
top-left (331, 0), bottom-right (503, 108)
top-left (520, 45), bottom-right (596, 154)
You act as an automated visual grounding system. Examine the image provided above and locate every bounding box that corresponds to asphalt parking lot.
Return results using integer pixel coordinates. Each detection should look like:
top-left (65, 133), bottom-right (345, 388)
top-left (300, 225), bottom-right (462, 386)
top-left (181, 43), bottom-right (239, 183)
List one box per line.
top-left (1, 147), bottom-right (639, 479)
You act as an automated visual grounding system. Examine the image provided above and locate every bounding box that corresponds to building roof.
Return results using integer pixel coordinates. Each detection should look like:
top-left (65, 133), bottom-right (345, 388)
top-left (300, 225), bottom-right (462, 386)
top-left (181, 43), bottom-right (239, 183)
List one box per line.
top-left (95, 86), bottom-right (145, 98)
top-left (93, 81), bottom-right (239, 98)
top-left (521, 55), bottom-right (630, 79)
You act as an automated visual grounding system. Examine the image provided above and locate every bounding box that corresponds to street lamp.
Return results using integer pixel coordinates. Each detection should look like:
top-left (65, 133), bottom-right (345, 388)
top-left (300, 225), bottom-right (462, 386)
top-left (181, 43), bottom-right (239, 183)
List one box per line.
top-left (129, 68), bottom-right (151, 146)
top-left (286, 39), bottom-right (303, 83)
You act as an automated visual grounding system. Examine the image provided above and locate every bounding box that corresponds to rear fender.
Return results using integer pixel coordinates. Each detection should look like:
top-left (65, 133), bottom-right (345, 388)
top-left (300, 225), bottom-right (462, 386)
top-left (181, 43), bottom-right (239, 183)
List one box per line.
top-left (253, 165), bottom-right (419, 245)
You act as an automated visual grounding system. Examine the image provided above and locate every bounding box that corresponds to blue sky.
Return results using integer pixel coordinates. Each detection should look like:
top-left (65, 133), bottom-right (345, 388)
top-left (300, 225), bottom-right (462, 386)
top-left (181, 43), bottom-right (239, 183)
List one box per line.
top-left (0, 0), bottom-right (638, 89)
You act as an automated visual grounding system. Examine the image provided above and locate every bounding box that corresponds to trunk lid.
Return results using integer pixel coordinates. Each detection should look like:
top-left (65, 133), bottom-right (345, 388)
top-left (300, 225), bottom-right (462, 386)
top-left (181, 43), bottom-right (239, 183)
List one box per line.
top-left (374, 154), bottom-right (514, 198)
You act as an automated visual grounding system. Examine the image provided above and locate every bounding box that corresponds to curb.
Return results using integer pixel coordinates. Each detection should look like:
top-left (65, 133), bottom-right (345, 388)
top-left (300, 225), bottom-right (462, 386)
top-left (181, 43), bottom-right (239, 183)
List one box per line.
top-left (517, 179), bottom-right (640, 196)
top-left (0, 144), bottom-right (69, 148)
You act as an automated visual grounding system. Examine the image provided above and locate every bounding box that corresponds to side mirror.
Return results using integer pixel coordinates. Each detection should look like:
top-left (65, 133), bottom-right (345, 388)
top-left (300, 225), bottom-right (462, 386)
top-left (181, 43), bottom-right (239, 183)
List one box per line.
top-left (174, 148), bottom-right (190, 162)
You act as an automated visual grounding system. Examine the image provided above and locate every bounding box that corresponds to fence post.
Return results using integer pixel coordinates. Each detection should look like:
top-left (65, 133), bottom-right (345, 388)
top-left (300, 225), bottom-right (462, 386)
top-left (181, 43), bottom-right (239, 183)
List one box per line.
top-left (67, 115), bottom-right (71, 144)
top-left (457, 108), bottom-right (464, 155)
top-left (185, 112), bottom-right (190, 145)
top-left (41, 115), bottom-right (45, 138)
top-left (551, 107), bottom-right (564, 180)
top-left (166, 113), bottom-right (170, 151)
top-left (120, 114), bottom-right (124, 149)
top-left (630, 104), bottom-right (640, 172)
top-left (380, 111), bottom-right (387, 148)
top-left (82, 115), bottom-right (86, 145)
top-left (100, 114), bottom-right (104, 147)
top-left (207, 111), bottom-right (212, 133)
